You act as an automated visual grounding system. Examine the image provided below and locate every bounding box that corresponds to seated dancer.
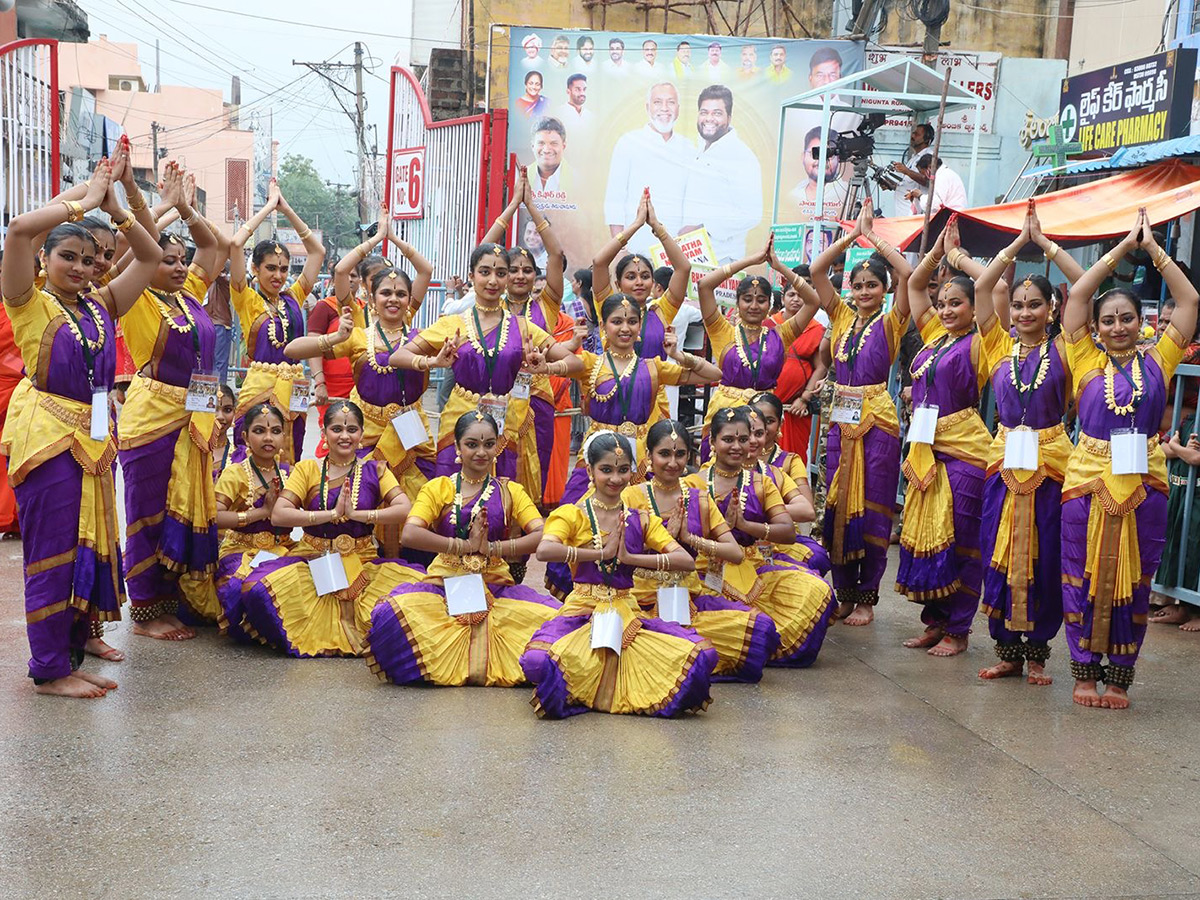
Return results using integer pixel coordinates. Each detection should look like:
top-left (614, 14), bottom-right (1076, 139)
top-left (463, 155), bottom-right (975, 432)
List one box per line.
top-left (521, 433), bottom-right (718, 717)
top-left (685, 407), bottom-right (835, 668)
top-left (364, 411), bottom-right (561, 687)
top-left (1059, 209), bottom-right (1197, 708)
top-left (953, 204), bottom-right (1080, 684)
top-left (212, 384), bottom-right (239, 480)
top-left (741, 400), bottom-right (828, 576)
top-left (213, 403), bottom-right (295, 641)
top-left (238, 400), bottom-right (420, 657)
top-left (623, 420), bottom-right (779, 683)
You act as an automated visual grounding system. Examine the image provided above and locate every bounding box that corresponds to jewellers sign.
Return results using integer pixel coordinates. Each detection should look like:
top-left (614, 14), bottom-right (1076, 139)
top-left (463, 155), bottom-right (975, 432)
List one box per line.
top-left (1059, 49), bottom-right (1196, 152)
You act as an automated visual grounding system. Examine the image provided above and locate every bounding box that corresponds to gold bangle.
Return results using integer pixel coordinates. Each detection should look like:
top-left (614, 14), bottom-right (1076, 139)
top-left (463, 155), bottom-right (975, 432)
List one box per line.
top-left (126, 189), bottom-right (146, 211)
top-left (237, 511), bottom-right (248, 528)
top-left (509, 538), bottom-right (517, 557)
top-left (296, 227), bottom-right (312, 240)
top-left (875, 239), bottom-right (893, 257)
top-left (62, 200), bottom-right (84, 222)
top-left (617, 230), bottom-right (630, 247)
top-left (1154, 249), bottom-right (1172, 272)
top-left (1044, 242), bottom-right (1060, 262)
top-left (719, 264), bottom-right (733, 280)
top-left (652, 225), bottom-right (669, 240)
top-left (494, 217), bottom-right (510, 231)
top-left (1101, 253), bottom-right (1118, 272)
top-left (182, 211), bottom-right (200, 226)
top-left (536, 220), bottom-right (551, 234)
top-left (114, 213), bottom-right (135, 232)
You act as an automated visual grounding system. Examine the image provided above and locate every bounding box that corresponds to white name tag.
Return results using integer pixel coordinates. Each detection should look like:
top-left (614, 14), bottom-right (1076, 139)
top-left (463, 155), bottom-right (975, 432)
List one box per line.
top-left (756, 540), bottom-right (774, 563)
top-left (391, 408), bottom-right (428, 450)
top-left (289, 379), bottom-right (311, 413)
top-left (184, 372), bottom-right (218, 413)
top-left (90, 389), bottom-right (109, 441)
top-left (1111, 429), bottom-right (1149, 475)
top-left (479, 394), bottom-right (508, 433)
top-left (657, 586), bottom-right (691, 625)
top-left (702, 561), bottom-right (724, 592)
top-left (830, 387), bottom-right (863, 425)
top-left (308, 552), bottom-right (350, 596)
top-left (1003, 426), bottom-right (1039, 472)
top-left (511, 372), bottom-right (532, 400)
top-left (909, 404), bottom-right (939, 445)
top-left (249, 550), bottom-right (279, 569)
top-left (590, 608), bottom-right (624, 654)
top-left (444, 572), bottom-right (488, 615)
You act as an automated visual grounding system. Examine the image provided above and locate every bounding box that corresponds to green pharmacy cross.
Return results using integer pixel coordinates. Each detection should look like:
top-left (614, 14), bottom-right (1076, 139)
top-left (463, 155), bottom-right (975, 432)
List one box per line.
top-left (1032, 121), bottom-right (1083, 170)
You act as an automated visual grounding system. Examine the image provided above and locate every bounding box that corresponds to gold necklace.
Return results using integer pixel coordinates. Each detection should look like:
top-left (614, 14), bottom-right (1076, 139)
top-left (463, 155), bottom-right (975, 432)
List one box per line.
top-left (590, 352), bottom-right (639, 402)
top-left (465, 307), bottom-right (510, 354)
top-left (835, 309), bottom-right (882, 365)
top-left (1103, 352), bottom-right (1144, 417)
top-left (475, 302), bottom-right (503, 313)
top-left (1009, 338), bottom-right (1050, 395)
top-left (712, 464), bottom-right (741, 478)
top-left (151, 288), bottom-right (197, 334)
top-left (259, 293), bottom-right (293, 349)
top-left (48, 290), bottom-right (106, 356)
top-left (365, 323), bottom-right (405, 374)
top-left (589, 495), bottom-right (623, 510)
top-left (460, 472), bottom-right (488, 485)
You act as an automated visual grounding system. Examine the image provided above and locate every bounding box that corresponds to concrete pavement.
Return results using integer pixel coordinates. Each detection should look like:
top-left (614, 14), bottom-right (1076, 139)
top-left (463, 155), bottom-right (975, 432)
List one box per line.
top-left (2, 544), bottom-right (1199, 899)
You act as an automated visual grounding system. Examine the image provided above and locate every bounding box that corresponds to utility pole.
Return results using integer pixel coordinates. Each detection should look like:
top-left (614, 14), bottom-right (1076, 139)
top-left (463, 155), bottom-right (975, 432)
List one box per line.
top-left (150, 121), bottom-right (162, 182)
top-left (294, 44), bottom-right (369, 223)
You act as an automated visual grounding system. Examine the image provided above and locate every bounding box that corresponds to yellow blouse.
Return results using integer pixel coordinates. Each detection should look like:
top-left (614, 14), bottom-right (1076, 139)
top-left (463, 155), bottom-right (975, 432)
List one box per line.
top-left (231, 278), bottom-right (310, 354)
top-left (705, 310), bottom-right (802, 369)
top-left (121, 264), bottom-right (212, 371)
top-left (281, 457), bottom-right (400, 508)
top-left (413, 311), bottom-right (553, 353)
top-left (829, 298), bottom-right (909, 368)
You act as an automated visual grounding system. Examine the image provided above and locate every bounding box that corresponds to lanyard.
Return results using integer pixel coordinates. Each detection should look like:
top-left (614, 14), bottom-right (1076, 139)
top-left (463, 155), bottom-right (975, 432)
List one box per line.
top-left (319, 458), bottom-right (355, 511)
top-left (843, 310), bottom-right (881, 369)
top-left (472, 307), bottom-right (505, 381)
top-left (739, 324), bottom-right (766, 383)
top-left (635, 305), bottom-right (652, 356)
top-left (153, 289), bottom-right (201, 362)
top-left (256, 286), bottom-right (294, 342)
top-left (249, 459), bottom-right (282, 492)
top-left (605, 352), bottom-right (640, 423)
top-left (921, 331), bottom-right (970, 389)
top-left (1106, 354), bottom-right (1143, 408)
top-left (585, 499), bottom-right (621, 582)
top-left (58, 296), bottom-right (99, 387)
top-left (374, 321), bottom-right (406, 382)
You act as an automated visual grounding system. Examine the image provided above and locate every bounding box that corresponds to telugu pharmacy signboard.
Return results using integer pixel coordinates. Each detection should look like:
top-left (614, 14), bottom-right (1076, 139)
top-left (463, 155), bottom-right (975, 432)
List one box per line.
top-left (1058, 49), bottom-right (1197, 153)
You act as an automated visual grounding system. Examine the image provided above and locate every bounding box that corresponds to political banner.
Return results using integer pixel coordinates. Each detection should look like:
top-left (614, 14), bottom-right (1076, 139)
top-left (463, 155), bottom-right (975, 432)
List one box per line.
top-left (505, 29), bottom-right (864, 269)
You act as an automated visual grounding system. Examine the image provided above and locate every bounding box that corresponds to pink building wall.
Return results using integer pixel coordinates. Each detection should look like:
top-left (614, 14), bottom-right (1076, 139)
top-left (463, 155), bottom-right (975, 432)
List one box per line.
top-left (58, 36), bottom-right (256, 236)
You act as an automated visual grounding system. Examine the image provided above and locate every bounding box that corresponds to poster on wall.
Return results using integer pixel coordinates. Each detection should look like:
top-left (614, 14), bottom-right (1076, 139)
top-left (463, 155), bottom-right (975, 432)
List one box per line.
top-left (505, 29), bottom-right (864, 267)
top-left (858, 47), bottom-right (998, 135)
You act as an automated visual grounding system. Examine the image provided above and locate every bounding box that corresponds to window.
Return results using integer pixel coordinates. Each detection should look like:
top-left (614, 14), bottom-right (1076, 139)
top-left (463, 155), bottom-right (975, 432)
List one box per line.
top-left (225, 158), bottom-right (249, 222)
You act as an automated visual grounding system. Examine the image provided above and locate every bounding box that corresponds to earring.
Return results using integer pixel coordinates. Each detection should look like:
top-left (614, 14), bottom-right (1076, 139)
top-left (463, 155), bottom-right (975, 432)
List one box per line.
top-left (454, 449), bottom-right (462, 464)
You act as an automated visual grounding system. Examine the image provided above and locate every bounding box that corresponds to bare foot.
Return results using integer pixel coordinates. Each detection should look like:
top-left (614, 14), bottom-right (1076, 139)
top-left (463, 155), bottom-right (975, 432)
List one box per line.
top-left (33, 674), bottom-right (106, 698)
top-left (1099, 685), bottom-right (1130, 709)
top-left (1150, 605), bottom-right (1190, 625)
top-left (1072, 679), bottom-right (1103, 707)
top-left (72, 669), bottom-right (118, 690)
top-left (1026, 662), bottom-right (1052, 685)
top-left (84, 637), bottom-right (125, 661)
top-left (163, 614), bottom-right (197, 638)
top-left (928, 634), bottom-right (968, 657)
top-left (842, 603), bottom-right (874, 626)
top-left (133, 616), bottom-right (195, 641)
top-left (1180, 617), bottom-right (1200, 632)
top-left (832, 601), bottom-right (854, 622)
top-left (903, 626), bottom-right (944, 649)
top-left (979, 660), bottom-right (1022, 680)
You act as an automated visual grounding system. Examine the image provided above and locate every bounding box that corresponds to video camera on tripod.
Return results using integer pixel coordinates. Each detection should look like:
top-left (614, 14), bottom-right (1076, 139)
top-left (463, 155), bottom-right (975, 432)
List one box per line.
top-left (808, 113), bottom-right (901, 218)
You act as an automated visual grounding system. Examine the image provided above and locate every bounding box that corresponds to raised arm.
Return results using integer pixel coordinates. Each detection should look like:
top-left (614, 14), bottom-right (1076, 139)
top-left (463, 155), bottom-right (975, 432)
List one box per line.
top-left (698, 240), bottom-right (769, 323)
top-left (663, 325), bottom-right (722, 384)
top-left (768, 237), bottom-right (819, 336)
top-left (1028, 202), bottom-right (1085, 286)
top-left (275, 188), bottom-right (325, 290)
top-left (592, 188), bottom-right (648, 302)
top-left (230, 179), bottom-right (280, 290)
top-left (174, 167), bottom-right (219, 278)
top-left (1141, 216), bottom-right (1199, 346)
top-left (811, 216), bottom-right (862, 315)
top-left (1065, 211), bottom-right (1144, 336)
top-left (646, 193), bottom-right (691, 301)
top-left (908, 225), bottom-right (948, 326)
top-left (3, 160), bottom-right (111, 303)
top-left (521, 169), bottom-right (564, 300)
top-left (859, 204), bottom-right (914, 319)
top-left (336, 204), bottom-right (388, 305)
top-left (972, 205), bottom-right (1029, 332)
top-left (115, 136), bottom-right (157, 240)
top-left (98, 178), bottom-right (164, 318)
top-left (481, 176), bottom-right (522, 246)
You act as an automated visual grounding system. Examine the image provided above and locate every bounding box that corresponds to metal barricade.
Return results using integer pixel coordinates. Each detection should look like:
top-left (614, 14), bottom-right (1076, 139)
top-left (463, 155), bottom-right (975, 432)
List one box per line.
top-left (0, 39), bottom-right (59, 240)
top-left (1151, 362), bottom-right (1200, 605)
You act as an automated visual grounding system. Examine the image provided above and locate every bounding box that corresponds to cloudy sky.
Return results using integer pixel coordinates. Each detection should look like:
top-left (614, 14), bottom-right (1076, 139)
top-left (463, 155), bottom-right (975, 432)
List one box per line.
top-left (74, 0), bottom-right (431, 186)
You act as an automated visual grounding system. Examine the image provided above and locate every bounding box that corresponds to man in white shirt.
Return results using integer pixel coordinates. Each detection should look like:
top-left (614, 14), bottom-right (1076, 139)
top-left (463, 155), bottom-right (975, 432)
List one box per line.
top-left (638, 40), bottom-right (660, 77)
top-left (681, 84), bottom-right (762, 263)
top-left (906, 154), bottom-right (967, 216)
top-left (575, 36), bottom-right (595, 72)
top-left (605, 38), bottom-right (628, 77)
top-left (703, 42), bottom-right (731, 80)
top-left (519, 34), bottom-right (543, 71)
top-left (556, 74), bottom-right (594, 139)
top-left (604, 81), bottom-right (694, 255)
top-left (530, 117), bottom-right (571, 200)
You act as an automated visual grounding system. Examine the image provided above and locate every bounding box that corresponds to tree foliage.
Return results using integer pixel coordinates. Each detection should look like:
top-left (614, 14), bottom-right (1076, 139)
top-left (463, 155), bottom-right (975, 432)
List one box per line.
top-left (275, 154), bottom-right (359, 257)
